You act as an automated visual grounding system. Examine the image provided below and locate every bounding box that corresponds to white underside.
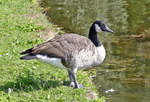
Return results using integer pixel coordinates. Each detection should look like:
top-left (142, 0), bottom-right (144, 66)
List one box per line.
top-left (36, 55), bottom-right (65, 68)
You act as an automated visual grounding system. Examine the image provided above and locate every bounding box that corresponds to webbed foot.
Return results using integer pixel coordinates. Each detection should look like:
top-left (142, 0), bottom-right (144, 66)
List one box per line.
top-left (70, 82), bottom-right (85, 89)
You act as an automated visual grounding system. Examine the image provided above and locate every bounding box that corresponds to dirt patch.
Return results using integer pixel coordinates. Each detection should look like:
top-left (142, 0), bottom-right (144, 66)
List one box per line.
top-left (38, 28), bottom-right (56, 41)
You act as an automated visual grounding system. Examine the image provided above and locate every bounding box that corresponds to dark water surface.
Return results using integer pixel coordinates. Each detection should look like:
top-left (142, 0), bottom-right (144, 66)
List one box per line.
top-left (40, 0), bottom-right (150, 102)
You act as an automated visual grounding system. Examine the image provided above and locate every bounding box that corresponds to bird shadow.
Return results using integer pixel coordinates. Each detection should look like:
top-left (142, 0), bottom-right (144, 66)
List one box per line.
top-left (0, 71), bottom-right (70, 93)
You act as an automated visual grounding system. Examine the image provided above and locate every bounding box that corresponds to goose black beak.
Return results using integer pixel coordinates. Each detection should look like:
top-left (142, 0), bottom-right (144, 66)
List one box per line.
top-left (104, 25), bottom-right (114, 33)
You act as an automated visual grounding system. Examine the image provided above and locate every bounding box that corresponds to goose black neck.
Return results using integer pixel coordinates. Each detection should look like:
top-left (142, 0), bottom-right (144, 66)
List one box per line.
top-left (88, 26), bottom-right (101, 47)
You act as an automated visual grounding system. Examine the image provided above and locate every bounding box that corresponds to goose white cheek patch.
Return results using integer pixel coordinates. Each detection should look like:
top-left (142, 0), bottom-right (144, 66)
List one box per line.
top-left (95, 24), bottom-right (102, 32)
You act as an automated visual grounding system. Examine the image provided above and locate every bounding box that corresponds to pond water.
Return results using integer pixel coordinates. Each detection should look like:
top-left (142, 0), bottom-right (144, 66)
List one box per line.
top-left (40, 0), bottom-right (150, 102)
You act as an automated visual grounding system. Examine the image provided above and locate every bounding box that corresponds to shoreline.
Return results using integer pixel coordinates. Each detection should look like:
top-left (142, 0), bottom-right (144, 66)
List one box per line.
top-left (0, 0), bottom-right (105, 101)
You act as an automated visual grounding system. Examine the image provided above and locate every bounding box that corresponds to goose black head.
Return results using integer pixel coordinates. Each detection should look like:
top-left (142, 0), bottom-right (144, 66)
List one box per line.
top-left (93, 21), bottom-right (114, 33)
top-left (89, 21), bottom-right (114, 47)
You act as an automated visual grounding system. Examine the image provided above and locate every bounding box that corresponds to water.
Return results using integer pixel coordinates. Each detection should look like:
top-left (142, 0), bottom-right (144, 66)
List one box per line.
top-left (40, 0), bottom-right (150, 102)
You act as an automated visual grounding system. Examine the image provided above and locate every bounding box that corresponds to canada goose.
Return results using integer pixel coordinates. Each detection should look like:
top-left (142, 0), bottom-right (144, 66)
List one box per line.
top-left (20, 21), bottom-right (113, 88)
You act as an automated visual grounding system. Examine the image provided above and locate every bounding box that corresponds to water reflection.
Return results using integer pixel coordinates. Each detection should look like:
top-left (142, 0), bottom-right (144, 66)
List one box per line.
top-left (96, 37), bottom-right (150, 102)
top-left (40, 0), bottom-right (150, 102)
top-left (40, 0), bottom-right (130, 35)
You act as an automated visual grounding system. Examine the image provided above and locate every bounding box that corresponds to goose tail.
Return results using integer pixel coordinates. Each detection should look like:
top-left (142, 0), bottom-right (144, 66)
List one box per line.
top-left (20, 48), bottom-right (33, 55)
top-left (20, 54), bottom-right (36, 60)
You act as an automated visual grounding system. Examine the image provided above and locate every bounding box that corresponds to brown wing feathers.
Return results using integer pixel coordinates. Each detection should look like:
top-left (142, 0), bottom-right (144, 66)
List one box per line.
top-left (20, 34), bottom-right (93, 59)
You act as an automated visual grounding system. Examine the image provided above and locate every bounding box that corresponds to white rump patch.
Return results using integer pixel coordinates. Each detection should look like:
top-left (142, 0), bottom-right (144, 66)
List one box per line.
top-left (95, 24), bottom-right (102, 32)
top-left (36, 54), bottom-right (65, 68)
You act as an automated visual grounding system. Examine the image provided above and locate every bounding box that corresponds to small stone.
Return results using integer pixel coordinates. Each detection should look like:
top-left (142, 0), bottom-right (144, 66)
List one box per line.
top-left (8, 88), bottom-right (13, 94)
top-left (86, 90), bottom-right (98, 100)
top-left (105, 88), bottom-right (115, 93)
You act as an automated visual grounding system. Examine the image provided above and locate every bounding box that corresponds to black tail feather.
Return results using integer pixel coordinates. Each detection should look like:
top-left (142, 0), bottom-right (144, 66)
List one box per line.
top-left (20, 48), bottom-right (33, 55)
top-left (20, 54), bottom-right (36, 60)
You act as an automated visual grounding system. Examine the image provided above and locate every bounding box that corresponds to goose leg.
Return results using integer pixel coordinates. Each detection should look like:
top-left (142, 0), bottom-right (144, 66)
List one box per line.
top-left (68, 70), bottom-right (75, 88)
top-left (68, 68), bottom-right (84, 89)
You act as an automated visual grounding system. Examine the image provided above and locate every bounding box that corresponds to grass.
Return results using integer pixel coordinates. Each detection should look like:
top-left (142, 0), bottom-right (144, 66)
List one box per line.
top-left (0, 0), bottom-right (105, 101)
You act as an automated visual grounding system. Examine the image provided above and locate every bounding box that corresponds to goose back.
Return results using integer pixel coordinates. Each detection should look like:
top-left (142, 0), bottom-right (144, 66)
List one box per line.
top-left (25, 34), bottom-right (94, 56)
